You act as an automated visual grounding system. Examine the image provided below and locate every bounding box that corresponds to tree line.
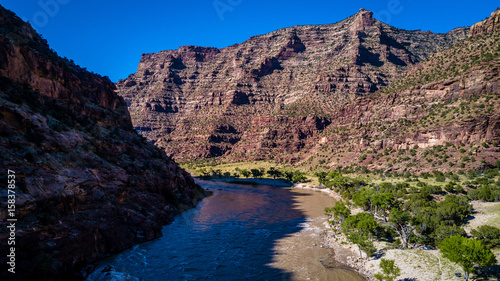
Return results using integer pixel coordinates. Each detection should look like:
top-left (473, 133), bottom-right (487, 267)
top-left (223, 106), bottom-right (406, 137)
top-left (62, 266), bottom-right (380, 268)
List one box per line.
top-left (198, 166), bottom-right (308, 183)
top-left (322, 170), bottom-right (499, 280)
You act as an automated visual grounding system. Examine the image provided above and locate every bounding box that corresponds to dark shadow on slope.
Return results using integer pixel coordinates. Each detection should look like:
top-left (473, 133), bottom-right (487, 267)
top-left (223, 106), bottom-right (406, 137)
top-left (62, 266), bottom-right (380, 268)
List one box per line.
top-left (357, 46), bottom-right (384, 67)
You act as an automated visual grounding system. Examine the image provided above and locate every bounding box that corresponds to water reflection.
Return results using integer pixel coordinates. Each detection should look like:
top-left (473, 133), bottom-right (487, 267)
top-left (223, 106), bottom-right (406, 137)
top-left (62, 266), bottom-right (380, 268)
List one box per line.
top-left (87, 180), bottom-right (363, 281)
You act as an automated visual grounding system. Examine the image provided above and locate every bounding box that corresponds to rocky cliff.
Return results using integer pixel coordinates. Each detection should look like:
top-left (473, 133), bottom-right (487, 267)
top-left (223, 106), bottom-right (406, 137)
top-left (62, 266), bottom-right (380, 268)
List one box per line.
top-left (117, 9), bottom-right (468, 162)
top-left (0, 5), bottom-right (206, 280)
top-left (311, 28), bottom-right (500, 173)
top-left (469, 8), bottom-right (500, 37)
top-left (224, 14), bottom-right (500, 173)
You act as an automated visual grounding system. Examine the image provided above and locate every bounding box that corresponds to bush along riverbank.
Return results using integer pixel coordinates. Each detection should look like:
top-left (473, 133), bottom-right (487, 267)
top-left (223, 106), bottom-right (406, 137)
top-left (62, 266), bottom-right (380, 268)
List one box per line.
top-left (316, 169), bottom-right (500, 281)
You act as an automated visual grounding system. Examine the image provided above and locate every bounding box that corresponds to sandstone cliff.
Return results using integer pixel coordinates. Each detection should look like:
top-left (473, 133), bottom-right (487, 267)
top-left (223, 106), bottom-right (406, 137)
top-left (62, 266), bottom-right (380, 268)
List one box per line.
top-left (227, 20), bottom-right (500, 173)
top-left (469, 8), bottom-right (500, 37)
top-left (117, 8), bottom-right (500, 174)
top-left (0, 6), bottom-right (206, 280)
top-left (117, 9), bottom-right (468, 162)
top-left (313, 28), bottom-right (500, 173)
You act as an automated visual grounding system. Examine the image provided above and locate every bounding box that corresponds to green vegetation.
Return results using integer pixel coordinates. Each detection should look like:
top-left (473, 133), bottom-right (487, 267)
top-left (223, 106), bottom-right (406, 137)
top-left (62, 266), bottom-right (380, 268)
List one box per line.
top-left (239, 169), bottom-right (250, 178)
top-left (383, 31), bottom-right (500, 94)
top-left (374, 259), bottom-right (401, 281)
top-left (325, 200), bottom-right (351, 231)
top-left (321, 167), bottom-right (500, 279)
top-left (471, 225), bottom-right (500, 248)
top-left (267, 167), bottom-right (282, 179)
top-left (188, 161), bottom-right (310, 184)
top-left (440, 235), bottom-right (497, 280)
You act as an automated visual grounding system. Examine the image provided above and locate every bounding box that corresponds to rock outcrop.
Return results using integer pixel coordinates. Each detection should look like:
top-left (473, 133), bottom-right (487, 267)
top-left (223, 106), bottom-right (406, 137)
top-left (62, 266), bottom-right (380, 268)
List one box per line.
top-left (470, 8), bottom-right (500, 37)
top-left (0, 5), bottom-right (206, 280)
top-left (117, 8), bottom-right (468, 162)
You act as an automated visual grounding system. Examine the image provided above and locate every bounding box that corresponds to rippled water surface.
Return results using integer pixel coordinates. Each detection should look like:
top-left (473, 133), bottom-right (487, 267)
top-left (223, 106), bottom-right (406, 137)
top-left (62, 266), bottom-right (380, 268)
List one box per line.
top-left (87, 180), bottom-right (363, 281)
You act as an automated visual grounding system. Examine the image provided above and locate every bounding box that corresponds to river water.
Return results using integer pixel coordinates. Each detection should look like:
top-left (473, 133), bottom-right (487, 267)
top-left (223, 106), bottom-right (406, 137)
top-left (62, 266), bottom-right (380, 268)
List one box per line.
top-left (87, 180), bottom-right (363, 281)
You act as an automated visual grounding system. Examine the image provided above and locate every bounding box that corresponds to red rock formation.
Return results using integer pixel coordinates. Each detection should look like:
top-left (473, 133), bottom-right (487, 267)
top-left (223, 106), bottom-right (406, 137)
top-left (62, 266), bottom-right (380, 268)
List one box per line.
top-left (469, 8), bottom-right (500, 37)
top-left (117, 9), bottom-right (468, 162)
top-left (117, 8), bottom-right (500, 173)
top-left (0, 5), bottom-right (206, 280)
top-left (318, 24), bottom-right (500, 173)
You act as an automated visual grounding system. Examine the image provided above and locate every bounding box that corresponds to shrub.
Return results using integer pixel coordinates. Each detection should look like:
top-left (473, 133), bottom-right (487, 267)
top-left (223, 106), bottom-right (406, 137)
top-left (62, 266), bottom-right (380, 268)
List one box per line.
top-left (471, 225), bottom-right (500, 248)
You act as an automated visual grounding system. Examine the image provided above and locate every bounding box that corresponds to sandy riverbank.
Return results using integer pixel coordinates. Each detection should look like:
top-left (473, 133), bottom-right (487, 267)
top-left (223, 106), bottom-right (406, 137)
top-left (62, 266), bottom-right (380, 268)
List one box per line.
top-left (293, 183), bottom-right (343, 200)
top-left (199, 178), bottom-right (371, 278)
top-left (292, 183), bottom-right (375, 279)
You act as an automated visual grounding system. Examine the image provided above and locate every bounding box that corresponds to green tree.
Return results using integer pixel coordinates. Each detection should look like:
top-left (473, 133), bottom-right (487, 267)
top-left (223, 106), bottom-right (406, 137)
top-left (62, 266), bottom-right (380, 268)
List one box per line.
top-left (341, 211), bottom-right (378, 258)
top-left (283, 170), bottom-right (294, 182)
top-left (325, 200), bottom-right (351, 230)
top-left (347, 232), bottom-right (375, 259)
top-left (274, 169), bottom-right (283, 179)
top-left (342, 212), bottom-right (378, 240)
top-left (325, 172), bottom-right (365, 199)
top-left (259, 167), bottom-right (266, 175)
top-left (315, 171), bottom-right (328, 187)
top-left (372, 192), bottom-right (395, 222)
top-left (291, 170), bottom-right (307, 183)
top-left (250, 168), bottom-right (263, 178)
top-left (389, 208), bottom-right (413, 248)
top-left (471, 225), bottom-right (500, 248)
top-left (433, 224), bottom-right (466, 245)
top-left (374, 259), bottom-right (401, 281)
top-left (267, 167), bottom-right (279, 179)
top-left (436, 195), bottom-right (471, 226)
top-left (352, 188), bottom-right (375, 213)
top-left (440, 235), bottom-right (497, 280)
top-left (239, 169), bottom-right (250, 178)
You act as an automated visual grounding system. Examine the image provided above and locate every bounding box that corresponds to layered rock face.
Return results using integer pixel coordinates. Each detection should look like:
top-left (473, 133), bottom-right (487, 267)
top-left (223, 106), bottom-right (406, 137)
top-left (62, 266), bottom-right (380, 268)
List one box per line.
top-left (117, 9), bottom-right (468, 162)
top-left (311, 20), bottom-right (500, 173)
top-left (230, 23), bottom-right (500, 172)
top-left (0, 6), bottom-right (205, 280)
top-left (469, 8), bottom-right (500, 37)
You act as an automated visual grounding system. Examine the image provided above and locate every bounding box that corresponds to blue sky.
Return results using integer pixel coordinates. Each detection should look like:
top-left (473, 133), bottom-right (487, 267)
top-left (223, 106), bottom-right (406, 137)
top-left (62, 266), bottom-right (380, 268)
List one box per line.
top-left (1, 0), bottom-right (498, 82)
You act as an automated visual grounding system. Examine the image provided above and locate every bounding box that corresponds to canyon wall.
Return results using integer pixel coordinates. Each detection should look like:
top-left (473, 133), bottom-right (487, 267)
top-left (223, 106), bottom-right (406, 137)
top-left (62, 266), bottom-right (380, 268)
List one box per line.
top-left (117, 9), bottom-right (468, 163)
top-left (0, 6), bottom-right (206, 280)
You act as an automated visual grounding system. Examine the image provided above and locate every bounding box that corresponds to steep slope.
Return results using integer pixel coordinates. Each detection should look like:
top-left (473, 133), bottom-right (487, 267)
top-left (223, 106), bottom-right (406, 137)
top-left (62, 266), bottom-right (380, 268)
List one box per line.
top-left (300, 13), bottom-right (500, 173)
top-left (0, 6), bottom-right (205, 280)
top-left (117, 9), bottom-right (468, 162)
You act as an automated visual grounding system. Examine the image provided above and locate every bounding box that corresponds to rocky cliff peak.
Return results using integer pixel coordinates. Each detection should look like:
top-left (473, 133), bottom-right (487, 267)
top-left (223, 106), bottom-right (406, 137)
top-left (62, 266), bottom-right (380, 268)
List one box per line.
top-left (470, 8), bottom-right (500, 37)
top-left (350, 8), bottom-right (375, 32)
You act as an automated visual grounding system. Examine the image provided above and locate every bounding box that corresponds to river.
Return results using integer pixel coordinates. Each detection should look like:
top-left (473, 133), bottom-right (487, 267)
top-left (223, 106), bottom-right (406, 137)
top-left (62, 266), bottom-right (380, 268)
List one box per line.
top-left (87, 180), bottom-right (364, 281)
